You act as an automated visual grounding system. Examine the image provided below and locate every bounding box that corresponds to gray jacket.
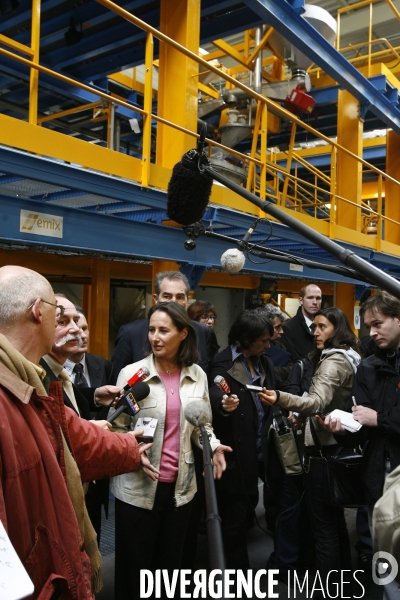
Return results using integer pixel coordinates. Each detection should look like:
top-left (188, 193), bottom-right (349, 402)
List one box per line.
top-left (277, 348), bottom-right (361, 446)
top-left (110, 354), bottom-right (221, 509)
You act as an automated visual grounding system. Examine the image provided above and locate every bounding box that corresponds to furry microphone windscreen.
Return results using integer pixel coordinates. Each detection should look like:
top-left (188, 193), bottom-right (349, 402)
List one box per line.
top-left (167, 160), bottom-right (213, 226)
top-left (184, 400), bottom-right (211, 428)
top-left (220, 248), bottom-right (246, 273)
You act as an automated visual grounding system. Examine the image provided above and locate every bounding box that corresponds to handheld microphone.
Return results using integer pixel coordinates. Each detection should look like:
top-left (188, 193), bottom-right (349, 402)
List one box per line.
top-left (107, 381), bottom-right (150, 423)
top-left (213, 375), bottom-right (232, 396)
top-left (167, 125), bottom-right (213, 225)
top-left (184, 400), bottom-right (212, 428)
top-left (113, 366), bottom-right (150, 404)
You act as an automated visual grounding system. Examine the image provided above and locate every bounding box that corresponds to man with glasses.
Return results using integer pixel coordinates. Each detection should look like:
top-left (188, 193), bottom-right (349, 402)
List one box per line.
top-left (0, 265), bottom-right (152, 599)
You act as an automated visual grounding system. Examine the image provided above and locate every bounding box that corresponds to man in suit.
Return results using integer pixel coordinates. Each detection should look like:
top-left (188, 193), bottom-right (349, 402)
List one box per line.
top-left (280, 283), bottom-right (322, 362)
top-left (65, 309), bottom-right (113, 393)
top-left (64, 308), bottom-right (115, 541)
top-left (111, 270), bottom-right (217, 381)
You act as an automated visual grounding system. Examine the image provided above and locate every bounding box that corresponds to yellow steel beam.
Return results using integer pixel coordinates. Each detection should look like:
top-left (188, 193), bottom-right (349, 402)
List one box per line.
top-left (335, 283), bottom-right (356, 333)
top-left (198, 82), bottom-right (220, 99)
top-left (0, 34), bottom-right (34, 57)
top-left (38, 101), bottom-right (102, 124)
top-left (336, 90), bottom-right (363, 233)
top-left (29, 0), bottom-right (41, 126)
top-left (156, 0), bottom-right (200, 168)
top-left (142, 32), bottom-right (154, 186)
top-left (385, 130), bottom-right (400, 245)
top-left (247, 27), bottom-right (274, 67)
top-left (212, 38), bottom-right (249, 68)
top-left (200, 272), bottom-right (260, 289)
top-left (0, 112), bottom-right (142, 181)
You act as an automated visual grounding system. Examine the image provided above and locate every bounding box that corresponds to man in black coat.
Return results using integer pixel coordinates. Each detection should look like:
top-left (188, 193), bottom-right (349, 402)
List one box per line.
top-left (209, 310), bottom-right (275, 570)
top-left (280, 283), bottom-right (322, 361)
top-left (111, 270), bottom-right (217, 381)
top-left (330, 291), bottom-right (400, 506)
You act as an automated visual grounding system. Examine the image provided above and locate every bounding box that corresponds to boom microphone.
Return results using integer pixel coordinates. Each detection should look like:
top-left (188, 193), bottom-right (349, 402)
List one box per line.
top-left (107, 381), bottom-right (150, 423)
top-left (167, 125), bottom-right (213, 225)
top-left (184, 400), bottom-right (211, 428)
top-left (213, 375), bottom-right (232, 396)
top-left (221, 248), bottom-right (246, 273)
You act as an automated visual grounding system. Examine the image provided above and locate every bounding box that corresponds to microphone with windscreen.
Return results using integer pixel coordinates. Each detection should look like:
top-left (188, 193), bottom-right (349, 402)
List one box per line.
top-left (107, 381), bottom-right (150, 423)
top-left (167, 124), bottom-right (213, 225)
top-left (184, 399), bottom-right (225, 572)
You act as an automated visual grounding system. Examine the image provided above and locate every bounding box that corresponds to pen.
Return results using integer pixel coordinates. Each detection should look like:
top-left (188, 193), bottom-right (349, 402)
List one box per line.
top-left (352, 396), bottom-right (357, 406)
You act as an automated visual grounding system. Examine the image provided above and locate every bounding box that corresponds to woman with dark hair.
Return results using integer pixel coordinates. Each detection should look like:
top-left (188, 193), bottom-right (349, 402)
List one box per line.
top-left (209, 309), bottom-right (275, 570)
top-left (260, 307), bottom-right (362, 593)
top-left (187, 299), bottom-right (218, 327)
top-left (111, 302), bottom-right (231, 600)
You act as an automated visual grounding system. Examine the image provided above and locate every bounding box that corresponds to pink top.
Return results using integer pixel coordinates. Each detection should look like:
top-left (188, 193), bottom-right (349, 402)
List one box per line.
top-left (158, 369), bottom-right (181, 482)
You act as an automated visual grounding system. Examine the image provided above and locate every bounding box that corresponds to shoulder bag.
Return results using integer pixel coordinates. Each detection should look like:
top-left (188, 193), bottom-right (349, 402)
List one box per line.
top-left (309, 417), bottom-right (365, 508)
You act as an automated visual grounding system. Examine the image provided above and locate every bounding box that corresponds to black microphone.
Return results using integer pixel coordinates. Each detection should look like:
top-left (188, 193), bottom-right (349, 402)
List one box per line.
top-left (107, 381), bottom-right (150, 423)
top-left (167, 125), bottom-right (213, 225)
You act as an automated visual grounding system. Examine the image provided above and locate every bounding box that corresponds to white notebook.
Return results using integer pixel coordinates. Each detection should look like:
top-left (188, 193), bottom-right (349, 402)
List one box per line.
top-left (0, 520), bottom-right (34, 600)
top-left (328, 409), bottom-right (362, 432)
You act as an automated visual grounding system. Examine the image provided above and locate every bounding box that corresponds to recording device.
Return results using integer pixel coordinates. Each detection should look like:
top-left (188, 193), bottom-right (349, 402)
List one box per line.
top-left (133, 417), bottom-right (158, 443)
top-left (107, 381), bottom-right (150, 423)
top-left (311, 410), bottom-right (326, 419)
top-left (246, 384), bottom-right (264, 392)
top-left (167, 125), bottom-right (213, 225)
top-left (113, 366), bottom-right (150, 404)
top-left (214, 375), bottom-right (232, 396)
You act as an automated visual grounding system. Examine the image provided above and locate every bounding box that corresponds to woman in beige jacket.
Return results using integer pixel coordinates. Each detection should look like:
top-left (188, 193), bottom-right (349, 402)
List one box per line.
top-left (260, 307), bottom-right (362, 595)
top-left (111, 302), bottom-right (230, 600)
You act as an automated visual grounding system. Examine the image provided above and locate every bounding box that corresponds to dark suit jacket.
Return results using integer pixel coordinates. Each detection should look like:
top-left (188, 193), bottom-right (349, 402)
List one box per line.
top-left (85, 352), bottom-right (113, 388)
top-left (40, 357), bottom-right (95, 421)
top-left (280, 306), bottom-right (316, 362)
top-left (111, 317), bottom-right (217, 383)
top-left (85, 353), bottom-right (113, 420)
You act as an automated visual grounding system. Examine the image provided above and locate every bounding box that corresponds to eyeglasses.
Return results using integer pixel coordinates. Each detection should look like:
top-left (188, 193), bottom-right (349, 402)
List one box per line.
top-left (200, 314), bottom-right (216, 321)
top-left (27, 298), bottom-right (65, 319)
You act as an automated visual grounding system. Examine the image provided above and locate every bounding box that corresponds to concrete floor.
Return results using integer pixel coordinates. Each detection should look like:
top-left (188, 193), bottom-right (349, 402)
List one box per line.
top-left (96, 484), bottom-right (383, 600)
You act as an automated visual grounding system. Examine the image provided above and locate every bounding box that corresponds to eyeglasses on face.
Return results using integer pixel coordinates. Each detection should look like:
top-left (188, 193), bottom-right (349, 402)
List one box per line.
top-left (27, 298), bottom-right (66, 319)
top-left (200, 314), bottom-right (216, 321)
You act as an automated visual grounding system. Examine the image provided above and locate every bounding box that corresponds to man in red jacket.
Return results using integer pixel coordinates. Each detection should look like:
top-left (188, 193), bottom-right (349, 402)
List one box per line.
top-left (0, 265), bottom-right (151, 600)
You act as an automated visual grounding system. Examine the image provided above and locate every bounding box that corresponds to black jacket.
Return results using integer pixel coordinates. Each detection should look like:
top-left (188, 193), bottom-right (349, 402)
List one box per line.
top-left (280, 306), bottom-right (315, 362)
top-left (111, 317), bottom-right (217, 382)
top-left (85, 352), bottom-right (113, 388)
top-left (208, 346), bottom-right (275, 497)
top-left (341, 348), bottom-right (400, 504)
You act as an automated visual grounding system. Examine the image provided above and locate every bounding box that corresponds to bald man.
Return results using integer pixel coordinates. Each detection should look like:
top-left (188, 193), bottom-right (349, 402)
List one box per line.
top-left (0, 265), bottom-right (152, 599)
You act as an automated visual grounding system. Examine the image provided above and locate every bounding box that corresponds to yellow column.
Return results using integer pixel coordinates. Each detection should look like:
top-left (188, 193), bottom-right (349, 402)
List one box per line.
top-left (89, 260), bottom-right (111, 358)
top-left (156, 0), bottom-right (200, 168)
top-left (385, 130), bottom-right (400, 244)
top-left (336, 283), bottom-right (356, 334)
top-left (336, 90), bottom-right (363, 233)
